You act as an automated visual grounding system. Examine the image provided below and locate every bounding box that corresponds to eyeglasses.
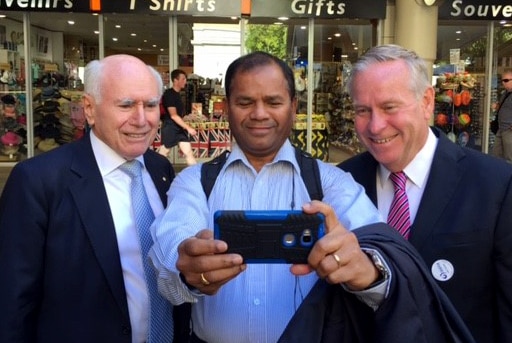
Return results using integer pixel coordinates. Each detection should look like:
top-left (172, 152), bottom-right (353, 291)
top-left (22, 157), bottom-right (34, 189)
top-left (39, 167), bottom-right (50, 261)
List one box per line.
top-left (502, 79), bottom-right (512, 83)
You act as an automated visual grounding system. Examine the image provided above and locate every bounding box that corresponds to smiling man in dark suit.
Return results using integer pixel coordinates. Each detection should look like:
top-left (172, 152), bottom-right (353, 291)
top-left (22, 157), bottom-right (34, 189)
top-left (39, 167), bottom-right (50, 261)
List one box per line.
top-left (338, 44), bottom-right (512, 343)
top-left (0, 55), bottom-right (176, 343)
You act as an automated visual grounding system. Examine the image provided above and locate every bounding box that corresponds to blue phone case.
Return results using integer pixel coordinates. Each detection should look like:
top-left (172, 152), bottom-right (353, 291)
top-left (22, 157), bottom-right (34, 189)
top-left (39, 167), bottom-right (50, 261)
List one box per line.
top-left (213, 210), bottom-right (325, 264)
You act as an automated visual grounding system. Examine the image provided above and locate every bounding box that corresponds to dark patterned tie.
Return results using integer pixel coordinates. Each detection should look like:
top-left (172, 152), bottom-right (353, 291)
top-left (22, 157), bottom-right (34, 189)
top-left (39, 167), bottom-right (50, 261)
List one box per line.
top-left (119, 160), bottom-right (173, 342)
top-left (387, 171), bottom-right (411, 239)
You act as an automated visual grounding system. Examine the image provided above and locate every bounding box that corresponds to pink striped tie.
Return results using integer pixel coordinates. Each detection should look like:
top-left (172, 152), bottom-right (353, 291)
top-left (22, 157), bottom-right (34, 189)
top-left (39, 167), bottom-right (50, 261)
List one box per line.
top-left (387, 172), bottom-right (411, 239)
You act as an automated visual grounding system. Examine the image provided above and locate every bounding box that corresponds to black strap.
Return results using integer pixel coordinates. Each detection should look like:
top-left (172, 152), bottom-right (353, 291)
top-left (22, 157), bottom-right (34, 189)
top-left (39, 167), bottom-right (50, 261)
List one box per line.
top-left (201, 150), bottom-right (230, 200)
top-left (200, 147), bottom-right (323, 201)
top-left (295, 147), bottom-right (323, 201)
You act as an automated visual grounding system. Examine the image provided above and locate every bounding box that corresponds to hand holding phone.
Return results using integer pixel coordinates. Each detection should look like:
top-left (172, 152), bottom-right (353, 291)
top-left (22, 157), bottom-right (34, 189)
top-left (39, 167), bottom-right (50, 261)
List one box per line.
top-left (213, 210), bottom-right (325, 264)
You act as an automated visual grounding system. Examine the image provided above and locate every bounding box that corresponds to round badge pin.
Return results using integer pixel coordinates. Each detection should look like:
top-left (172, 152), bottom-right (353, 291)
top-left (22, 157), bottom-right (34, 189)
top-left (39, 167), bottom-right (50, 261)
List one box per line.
top-left (431, 259), bottom-right (454, 282)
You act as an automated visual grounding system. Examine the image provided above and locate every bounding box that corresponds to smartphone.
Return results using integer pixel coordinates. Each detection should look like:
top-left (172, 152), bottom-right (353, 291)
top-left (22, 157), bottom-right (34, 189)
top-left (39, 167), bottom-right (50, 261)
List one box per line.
top-left (213, 210), bottom-right (325, 264)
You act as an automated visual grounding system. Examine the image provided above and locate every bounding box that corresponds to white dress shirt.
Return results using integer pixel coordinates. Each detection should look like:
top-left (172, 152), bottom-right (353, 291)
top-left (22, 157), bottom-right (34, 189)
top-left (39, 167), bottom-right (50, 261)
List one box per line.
top-left (90, 131), bottom-right (164, 343)
top-left (377, 129), bottom-right (438, 223)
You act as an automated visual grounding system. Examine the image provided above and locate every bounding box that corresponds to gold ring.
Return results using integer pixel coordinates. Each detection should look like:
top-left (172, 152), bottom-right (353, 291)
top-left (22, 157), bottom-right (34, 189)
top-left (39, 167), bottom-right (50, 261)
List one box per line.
top-left (332, 253), bottom-right (342, 268)
top-left (200, 273), bottom-right (210, 286)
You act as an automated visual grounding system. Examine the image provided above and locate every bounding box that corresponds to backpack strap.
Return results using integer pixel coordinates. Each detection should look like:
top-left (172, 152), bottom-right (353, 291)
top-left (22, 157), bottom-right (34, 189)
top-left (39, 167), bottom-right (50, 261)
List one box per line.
top-left (294, 147), bottom-right (323, 201)
top-left (200, 148), bottom-right (323, 201)
top-left (201, 150), bottom-right (230, 199)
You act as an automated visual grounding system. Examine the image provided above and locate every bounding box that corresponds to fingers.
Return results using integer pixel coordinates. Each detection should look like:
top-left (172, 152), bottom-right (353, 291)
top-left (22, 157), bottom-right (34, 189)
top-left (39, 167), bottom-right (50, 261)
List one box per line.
top-left (301, 201), bottom-right (380, 289)
top-left (177, 229), bottom-right (246, 294)
top-left (302, 200), bottom-right (348, 235)
top-left (192, 264), bottom-right (246, 295)
top-left (312, 234), bottom-right (379, 289)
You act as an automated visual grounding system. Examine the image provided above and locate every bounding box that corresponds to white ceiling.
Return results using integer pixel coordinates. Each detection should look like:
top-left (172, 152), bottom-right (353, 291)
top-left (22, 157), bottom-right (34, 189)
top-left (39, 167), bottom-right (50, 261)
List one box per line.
top-left (0, 11), bottom-right (503, 62)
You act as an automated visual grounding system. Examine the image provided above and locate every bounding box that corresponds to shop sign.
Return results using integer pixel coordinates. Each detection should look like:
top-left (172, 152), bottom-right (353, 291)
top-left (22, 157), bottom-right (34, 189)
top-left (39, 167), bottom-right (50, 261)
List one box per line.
top-left (439, 0), bottom-right (512, 20)
top-left (0, 0), bottom-right (240, 16)
top-left (251, 0), bottom-right (386, 19)
top-left (0, 0), bottom-right (89, 12)
top-left (101, 0), bottom-right (240, 16)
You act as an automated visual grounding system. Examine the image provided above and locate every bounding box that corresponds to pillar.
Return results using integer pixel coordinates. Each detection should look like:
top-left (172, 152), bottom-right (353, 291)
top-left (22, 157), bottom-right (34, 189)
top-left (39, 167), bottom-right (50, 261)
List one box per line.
top-left (394, 0), bottom-right (438, 78)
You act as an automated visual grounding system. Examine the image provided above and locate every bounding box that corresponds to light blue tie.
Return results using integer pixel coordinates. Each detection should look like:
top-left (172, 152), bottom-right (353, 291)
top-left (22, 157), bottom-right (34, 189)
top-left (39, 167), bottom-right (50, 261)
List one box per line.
top-left (119, 160), bottom-right (173, 343)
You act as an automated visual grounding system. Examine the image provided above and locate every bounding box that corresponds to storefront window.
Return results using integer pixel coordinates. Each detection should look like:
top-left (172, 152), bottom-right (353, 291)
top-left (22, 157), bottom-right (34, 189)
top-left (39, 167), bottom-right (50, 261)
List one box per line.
top-left (434, 21), bottom-right (488, 151)
top-left (308, 21), bottom-right (373, 160)
top-left (435, 21), bottom-right (512, 153)
top-left (242, 19), bottom-right (374, 162)
top-left (0, 0), bottom-right (384, 165)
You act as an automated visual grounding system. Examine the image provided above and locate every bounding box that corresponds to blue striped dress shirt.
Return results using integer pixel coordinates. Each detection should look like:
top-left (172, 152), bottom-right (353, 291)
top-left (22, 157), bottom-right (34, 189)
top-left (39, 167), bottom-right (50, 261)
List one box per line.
top-left (149, 140), bottom-right (383, 343)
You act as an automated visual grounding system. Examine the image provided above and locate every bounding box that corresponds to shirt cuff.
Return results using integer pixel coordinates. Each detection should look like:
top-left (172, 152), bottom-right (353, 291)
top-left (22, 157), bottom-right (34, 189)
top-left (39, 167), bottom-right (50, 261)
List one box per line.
top-left (342, 248), bottom-right (392, 311)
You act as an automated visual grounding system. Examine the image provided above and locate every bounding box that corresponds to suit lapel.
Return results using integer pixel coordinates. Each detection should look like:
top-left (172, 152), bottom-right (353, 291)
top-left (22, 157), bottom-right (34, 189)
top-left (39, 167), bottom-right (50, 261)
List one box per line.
top-left (68, 136), bottom-right (130, 320)
top-left (144, 151), bottom-right (173, 207)
top-left (409, 131), bottom-right (466, 249)
top-left (343, 152), bottom-right (379, 206)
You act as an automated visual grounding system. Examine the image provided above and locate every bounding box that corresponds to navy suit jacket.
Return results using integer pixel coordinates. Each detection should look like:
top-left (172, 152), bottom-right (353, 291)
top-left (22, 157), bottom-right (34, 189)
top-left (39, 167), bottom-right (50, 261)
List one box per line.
top-left (0, 134), bottom-right (174, 343)
top-left (338, 128), bottom-right (512, 343)
top-left (279, 224), bottom-right (475, 343)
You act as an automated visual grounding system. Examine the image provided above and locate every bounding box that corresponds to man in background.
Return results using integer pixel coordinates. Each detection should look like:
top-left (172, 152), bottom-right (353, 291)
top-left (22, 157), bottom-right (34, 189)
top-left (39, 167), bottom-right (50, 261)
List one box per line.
top-left (158, 69), bottom-right (197, 165)
top-left (492, 69), bottom-right (512, 163)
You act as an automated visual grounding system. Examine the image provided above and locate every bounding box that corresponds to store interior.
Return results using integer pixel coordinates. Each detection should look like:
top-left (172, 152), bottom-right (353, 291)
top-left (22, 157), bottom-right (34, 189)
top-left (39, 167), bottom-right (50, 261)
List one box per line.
top-left (0, 11), bottom-right (511, 165)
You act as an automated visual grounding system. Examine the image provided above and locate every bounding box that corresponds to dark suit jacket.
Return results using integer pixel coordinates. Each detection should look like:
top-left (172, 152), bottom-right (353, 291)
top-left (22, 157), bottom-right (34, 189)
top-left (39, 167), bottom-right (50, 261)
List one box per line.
top-left (338, 127), bottom-right (512, 343)
top-left (0, 133), bottom-right (174, 343)
top-left (279, 224), bottom-right (476, 343)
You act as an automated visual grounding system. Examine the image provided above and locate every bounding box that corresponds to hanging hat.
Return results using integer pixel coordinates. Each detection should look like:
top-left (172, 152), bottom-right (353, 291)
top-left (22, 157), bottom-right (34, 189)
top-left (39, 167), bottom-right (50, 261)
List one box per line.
top-left (38, 138), bottom-right (60, 152)
top-left (1, 94), bottom-right (16, 105)
top-left (41, 86), bottom-right (56, 100)
top-left (1, 131), bottom-right (22, 146)
top-left (42, 100), bottom-right (60, 113)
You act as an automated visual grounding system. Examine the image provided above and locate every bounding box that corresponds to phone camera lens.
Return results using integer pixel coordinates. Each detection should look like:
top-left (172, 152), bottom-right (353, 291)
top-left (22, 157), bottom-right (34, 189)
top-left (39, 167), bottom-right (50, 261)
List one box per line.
top-left (283, 233), bottom-right (296, 247)
top-left (301, 229), bottom-right (313, 246)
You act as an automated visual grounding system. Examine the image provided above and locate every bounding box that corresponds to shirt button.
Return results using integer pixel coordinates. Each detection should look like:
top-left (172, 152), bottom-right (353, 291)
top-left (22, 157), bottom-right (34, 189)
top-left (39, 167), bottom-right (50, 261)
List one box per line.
top-left (253, 298), bottom-right (261, 305)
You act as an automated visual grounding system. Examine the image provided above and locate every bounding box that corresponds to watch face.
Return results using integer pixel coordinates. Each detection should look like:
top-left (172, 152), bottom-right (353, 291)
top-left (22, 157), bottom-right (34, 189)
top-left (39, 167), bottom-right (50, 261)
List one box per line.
top-left (424, 0), bottom-right (436, 5)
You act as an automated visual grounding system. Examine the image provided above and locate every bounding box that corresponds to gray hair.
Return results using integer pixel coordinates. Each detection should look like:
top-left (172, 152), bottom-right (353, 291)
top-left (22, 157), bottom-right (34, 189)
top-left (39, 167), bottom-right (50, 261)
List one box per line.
top-left (347, 44), bottom-right (431, 100)
top-left (84, 58), bottom-right (163, 103)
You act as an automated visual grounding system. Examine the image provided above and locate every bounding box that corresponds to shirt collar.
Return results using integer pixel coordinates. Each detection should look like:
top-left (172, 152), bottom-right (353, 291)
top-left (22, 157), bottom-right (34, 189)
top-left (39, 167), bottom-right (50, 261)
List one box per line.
top-left (226, 139), bottom-right (298, 173)
top-left (90, 130), bottom-right (145, 177)
top-left (378, 128), bottom-right (437, 188)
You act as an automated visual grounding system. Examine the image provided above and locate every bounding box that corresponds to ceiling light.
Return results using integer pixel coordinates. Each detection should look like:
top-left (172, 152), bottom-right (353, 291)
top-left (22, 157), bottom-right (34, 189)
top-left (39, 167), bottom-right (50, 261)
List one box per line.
top-left (0, 15), bottom-right (7, 18)
top-left (131, 33), bottom-right (136, 37)
top-left (112, 37), bottom-right (118, 41)
top-left (334, 33), bottom-right (341, 37)
top-left (300, 26), bottom-right (306, 30)
top-left (67, 20), bottom-right (75, 25)
top-left (278, 17), bottom-right (289, 21)
top-left (115, 25), bottom-right (121, 28)
top-left (273, 22), bottom-right (283, 25)
top-left (94, 30), bottom-right (100, 34)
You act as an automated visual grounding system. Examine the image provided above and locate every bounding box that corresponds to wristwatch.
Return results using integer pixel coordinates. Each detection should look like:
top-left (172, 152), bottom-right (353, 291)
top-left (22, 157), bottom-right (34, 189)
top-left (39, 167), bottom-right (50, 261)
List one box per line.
top-left (365, 250), bottom-right (390, 283)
